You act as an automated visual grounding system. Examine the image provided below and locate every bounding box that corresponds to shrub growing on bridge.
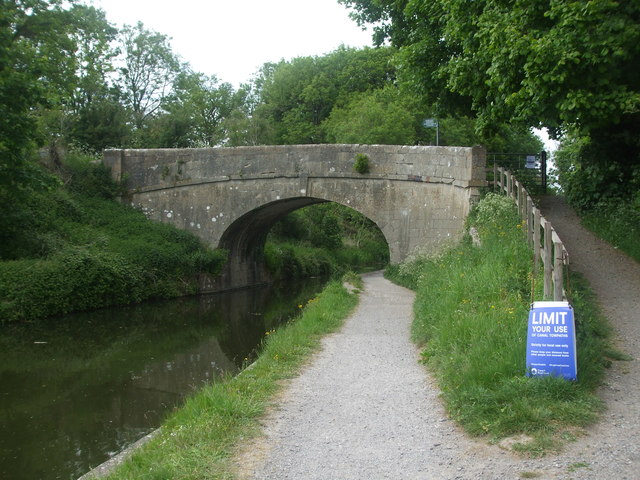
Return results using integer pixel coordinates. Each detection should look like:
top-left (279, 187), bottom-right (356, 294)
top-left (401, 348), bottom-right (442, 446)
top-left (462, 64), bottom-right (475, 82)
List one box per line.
top-left (353, 153), bottom-right (370, 174)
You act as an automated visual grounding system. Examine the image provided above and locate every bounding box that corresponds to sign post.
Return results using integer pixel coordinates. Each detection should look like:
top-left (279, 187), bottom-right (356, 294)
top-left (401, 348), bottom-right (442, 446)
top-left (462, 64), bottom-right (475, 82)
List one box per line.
top-left (526, 301), bottom-right (577, 380)
top-left (422, 118), bottom-right (439, 146)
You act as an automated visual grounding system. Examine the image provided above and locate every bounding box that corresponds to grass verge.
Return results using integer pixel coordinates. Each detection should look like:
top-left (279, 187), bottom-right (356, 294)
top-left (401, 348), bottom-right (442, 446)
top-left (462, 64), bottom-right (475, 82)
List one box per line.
top-left (581, 202), bottom-right (640, 263)
top-left (386, 193), bottom-right (614, 455)
top-left (98, 275), bottom-right (359, 479)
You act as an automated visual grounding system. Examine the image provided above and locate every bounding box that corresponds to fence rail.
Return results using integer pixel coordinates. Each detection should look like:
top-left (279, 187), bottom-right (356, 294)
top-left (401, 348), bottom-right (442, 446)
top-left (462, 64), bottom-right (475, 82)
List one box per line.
top-left (493, 165), bottom-right (569, 301)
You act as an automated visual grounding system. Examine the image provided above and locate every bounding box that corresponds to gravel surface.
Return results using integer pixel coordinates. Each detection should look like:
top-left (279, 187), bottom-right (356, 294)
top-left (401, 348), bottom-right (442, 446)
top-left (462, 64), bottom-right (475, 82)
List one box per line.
top-left (235, 197), bottom-right (639, 479)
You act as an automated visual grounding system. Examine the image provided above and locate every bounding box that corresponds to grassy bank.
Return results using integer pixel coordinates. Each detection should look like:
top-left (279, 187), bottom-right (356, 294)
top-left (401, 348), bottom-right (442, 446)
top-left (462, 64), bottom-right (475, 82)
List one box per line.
top-left (98, 275), bottom-right (359, 479)
top-left (0, 153), bottom-right (226, 323)
top-left (386, 193), bottom-right (613, 455)
top-left (581, 201), bottom-right (640, 262)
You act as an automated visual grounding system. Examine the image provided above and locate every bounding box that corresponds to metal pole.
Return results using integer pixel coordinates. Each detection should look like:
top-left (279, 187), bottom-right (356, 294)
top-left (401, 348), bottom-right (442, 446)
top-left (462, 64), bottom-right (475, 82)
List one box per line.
top-left (436, 119), bottom-right (439, 146)
top-left (541, 150), bottom-right (547, 193)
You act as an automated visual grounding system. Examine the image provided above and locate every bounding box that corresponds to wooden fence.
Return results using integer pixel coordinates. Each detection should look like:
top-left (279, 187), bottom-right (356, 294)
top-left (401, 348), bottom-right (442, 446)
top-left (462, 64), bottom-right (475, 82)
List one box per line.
top-left (493, 165), bottom-right (569, 301)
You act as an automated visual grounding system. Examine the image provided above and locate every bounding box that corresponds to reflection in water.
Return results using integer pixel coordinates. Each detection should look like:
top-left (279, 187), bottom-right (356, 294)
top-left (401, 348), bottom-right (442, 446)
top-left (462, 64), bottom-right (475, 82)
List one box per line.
top-left (0, 278), bottom-right (326, 480)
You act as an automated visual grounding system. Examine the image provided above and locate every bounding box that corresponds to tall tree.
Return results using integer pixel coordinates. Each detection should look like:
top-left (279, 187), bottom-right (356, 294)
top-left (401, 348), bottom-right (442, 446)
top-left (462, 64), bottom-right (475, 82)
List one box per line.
top-left (67, 5), bottom-right (118, 113)
top-left (170, 71), bottom-right (246, 147)
top-left (56, 4), bottom-right (124, 151)
top-left (117, 22), bottom-right (180, 129)
top-left (0, 0), bottom-right (80, 191)
top-left (341, 0), bottom-right (640, 132)
top-left (323, 85), bottom-right (417, 144)
top-left (340, 0), bottom-right (640, 203)
top-left (0, 0), bottom-right (86, 253)
top-left (254, 46), bottom-right (397, 144)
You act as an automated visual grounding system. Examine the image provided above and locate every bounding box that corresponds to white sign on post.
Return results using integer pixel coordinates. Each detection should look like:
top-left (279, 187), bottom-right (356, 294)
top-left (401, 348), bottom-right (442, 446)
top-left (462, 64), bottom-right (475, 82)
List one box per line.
top-left (526, 301), bottom-right (577, 380)
top-left (525, 155), bottom-right (537, 169)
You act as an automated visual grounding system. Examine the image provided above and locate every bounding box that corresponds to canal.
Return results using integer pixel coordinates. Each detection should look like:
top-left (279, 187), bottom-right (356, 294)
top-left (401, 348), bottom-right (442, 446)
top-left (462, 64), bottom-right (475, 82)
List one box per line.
top-left (0, 278), bottom-right (327, 480)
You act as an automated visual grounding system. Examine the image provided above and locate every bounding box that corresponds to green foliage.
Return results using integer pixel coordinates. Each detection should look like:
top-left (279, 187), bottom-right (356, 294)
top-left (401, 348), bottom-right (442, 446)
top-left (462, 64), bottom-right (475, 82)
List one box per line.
top-left (385, 194), bottom-right (611, 449)
top-left (324, 86), bottom-right (417, 145)
top-left (581, 201), bottom-right (640, 263)
top-left (466, 193), bottom-right (522, 235)
top-left (342, 0), bottom-right (640, 202)
top-left (253, 46), bottom-right (397, 144)
top-left (555, 127), bottom-right (640, 210)
top-left (0, 0), bottom-right (78, 195)
top-left (353, 153), bottom-right (370, 174)
top-left (117, 22), bottom-right (181, 129)
top-left (62, 149), bottom-right (123, 199)
top-left (0, 154), bottom-right (226, 322)
top-left (264, 243), bottom-right (335, 279)
top-left (0, 248), bottom-right (146, 322)
top-left (348, 0), bottom-right (640, 134)
top-left (266, 203), bottom-right (389, 278)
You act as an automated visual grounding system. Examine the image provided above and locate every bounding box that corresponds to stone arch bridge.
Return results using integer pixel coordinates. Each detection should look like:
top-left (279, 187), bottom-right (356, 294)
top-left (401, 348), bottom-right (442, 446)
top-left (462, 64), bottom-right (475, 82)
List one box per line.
top-left (104, 144), bottom-right (486, 290)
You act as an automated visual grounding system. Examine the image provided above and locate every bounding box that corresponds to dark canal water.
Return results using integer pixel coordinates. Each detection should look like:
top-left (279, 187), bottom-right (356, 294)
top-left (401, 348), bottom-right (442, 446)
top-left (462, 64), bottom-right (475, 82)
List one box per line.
top-left (0, 278), bottom-right (327, 480)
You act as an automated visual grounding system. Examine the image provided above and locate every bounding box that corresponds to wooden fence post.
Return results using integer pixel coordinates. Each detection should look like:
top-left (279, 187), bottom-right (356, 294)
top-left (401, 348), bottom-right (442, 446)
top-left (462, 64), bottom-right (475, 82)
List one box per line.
top-left (534, 207), bottom-right (541, 270)
top-left (527, 196), bottom-right (534, 247)
top-left (553, 237), bottom-right (564, 301)
top-left (493, 162), bottom-right (498, 191)
top-left (543, 219), bottom-right (552, 299)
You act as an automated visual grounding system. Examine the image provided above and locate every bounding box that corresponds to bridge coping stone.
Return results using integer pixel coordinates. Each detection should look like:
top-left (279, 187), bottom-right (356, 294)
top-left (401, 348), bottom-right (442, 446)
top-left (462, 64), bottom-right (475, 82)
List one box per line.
top-left (104, 144), bottom-right (485, 193)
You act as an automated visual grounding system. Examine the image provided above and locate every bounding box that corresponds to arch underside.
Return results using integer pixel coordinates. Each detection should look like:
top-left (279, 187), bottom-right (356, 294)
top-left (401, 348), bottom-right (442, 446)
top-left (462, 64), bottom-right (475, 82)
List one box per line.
top-left (219, 197), bottom-right (328, 263)
top-left (216, 195), bottom-right (393, 290)
top-left (216, 197), bottom-right (329, 288)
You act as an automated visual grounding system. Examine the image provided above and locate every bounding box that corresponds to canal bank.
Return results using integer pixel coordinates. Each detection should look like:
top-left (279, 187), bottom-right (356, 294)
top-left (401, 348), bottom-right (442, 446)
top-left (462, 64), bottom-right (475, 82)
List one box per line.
top-left (82, 275), bottom-right (359, 479)
top-left (0, 277), bottom-right (329, 480)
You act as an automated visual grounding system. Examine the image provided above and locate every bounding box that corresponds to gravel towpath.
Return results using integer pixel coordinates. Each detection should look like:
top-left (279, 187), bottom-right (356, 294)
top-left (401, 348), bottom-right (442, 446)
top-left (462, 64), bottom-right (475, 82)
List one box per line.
top-left (235, 197), bottom-right (640, 479)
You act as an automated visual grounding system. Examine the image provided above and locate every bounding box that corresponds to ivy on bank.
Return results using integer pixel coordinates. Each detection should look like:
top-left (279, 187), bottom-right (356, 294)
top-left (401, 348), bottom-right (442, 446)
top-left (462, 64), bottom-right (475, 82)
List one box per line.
top-left (0, 154), bottom-right (226, 323)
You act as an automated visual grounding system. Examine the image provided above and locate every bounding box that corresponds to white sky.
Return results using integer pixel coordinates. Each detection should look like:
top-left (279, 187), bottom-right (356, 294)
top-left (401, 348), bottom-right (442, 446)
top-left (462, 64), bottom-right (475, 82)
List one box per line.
top-left (91, 0), bottom-right (373, 87)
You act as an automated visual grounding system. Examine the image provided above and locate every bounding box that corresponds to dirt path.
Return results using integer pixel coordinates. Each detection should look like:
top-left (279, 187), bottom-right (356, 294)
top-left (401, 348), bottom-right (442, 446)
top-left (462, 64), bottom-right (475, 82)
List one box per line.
top-left (534, 196), bottom-right (640, 478)
top-left (235, 198), bottom-right (640, 479)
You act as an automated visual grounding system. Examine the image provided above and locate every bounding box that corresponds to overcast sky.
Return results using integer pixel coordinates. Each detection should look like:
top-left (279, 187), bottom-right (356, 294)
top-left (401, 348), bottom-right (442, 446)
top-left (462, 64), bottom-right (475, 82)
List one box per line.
top-left (91, 0), bottom-right (373, 87)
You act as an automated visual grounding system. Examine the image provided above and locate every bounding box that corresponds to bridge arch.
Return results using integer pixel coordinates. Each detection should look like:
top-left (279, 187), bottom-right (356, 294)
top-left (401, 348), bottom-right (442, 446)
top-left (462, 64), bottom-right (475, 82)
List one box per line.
top-left (104, 144), bottom-right (485, 290)
top-left (218, 196), bottom-right (391, 287)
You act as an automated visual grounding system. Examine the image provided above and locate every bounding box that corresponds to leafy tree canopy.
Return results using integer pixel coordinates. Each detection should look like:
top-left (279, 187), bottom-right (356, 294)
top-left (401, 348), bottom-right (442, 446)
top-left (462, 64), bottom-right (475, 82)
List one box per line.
top-left (340, 0), bottom-right (640, 203)
top-left (340, 0), bottom-right (640, 134)
top-left (253, 45), bottom-right (397, 144)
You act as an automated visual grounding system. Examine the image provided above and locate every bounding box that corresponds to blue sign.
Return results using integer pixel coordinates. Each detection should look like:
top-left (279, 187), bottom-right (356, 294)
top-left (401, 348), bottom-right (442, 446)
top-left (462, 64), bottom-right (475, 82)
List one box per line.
top-left (526, 301), bottom-right (577, 380)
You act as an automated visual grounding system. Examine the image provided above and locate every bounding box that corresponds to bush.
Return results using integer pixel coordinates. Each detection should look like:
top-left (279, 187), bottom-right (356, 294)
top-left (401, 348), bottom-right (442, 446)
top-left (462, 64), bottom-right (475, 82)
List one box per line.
top-left (581, 199), bottom-right (640, 262)
top-left (353, 153), bottom-right (370, 174)
top-left (0, 249), bottom-right (145, 322)
top-left (63, 149), bottom-right (123, 200)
